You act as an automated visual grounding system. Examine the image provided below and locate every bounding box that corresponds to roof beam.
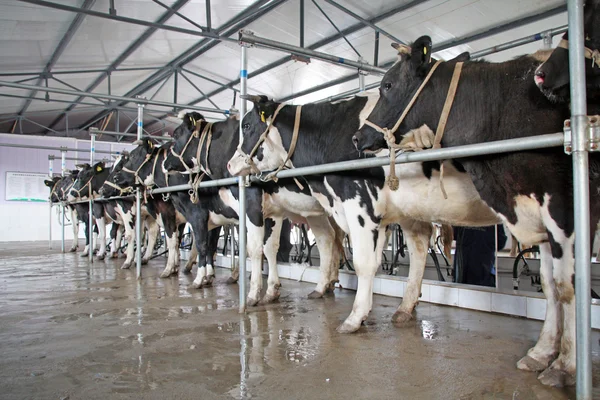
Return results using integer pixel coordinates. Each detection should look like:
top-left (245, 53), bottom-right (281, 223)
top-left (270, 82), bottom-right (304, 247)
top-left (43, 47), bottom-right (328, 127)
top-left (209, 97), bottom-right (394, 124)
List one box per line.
top-left (17, 0), bottom-right (96, 116)
top-left (74, 0), bottom-right (287, 133)
top-left (41, 0), bottom-right (192, 134)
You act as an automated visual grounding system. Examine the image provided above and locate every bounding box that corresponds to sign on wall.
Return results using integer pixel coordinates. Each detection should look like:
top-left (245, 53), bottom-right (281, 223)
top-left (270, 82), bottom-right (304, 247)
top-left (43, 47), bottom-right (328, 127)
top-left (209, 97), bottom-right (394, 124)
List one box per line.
top-left (5, 172), bottom-right (49, 202)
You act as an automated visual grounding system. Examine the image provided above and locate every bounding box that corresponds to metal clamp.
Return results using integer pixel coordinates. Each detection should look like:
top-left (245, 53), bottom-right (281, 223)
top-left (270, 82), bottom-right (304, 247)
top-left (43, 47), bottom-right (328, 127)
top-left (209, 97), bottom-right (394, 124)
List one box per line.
top-left (239, 29), bottom-right (255, 47)
top-left (563, 115), bottom-right (600, 154)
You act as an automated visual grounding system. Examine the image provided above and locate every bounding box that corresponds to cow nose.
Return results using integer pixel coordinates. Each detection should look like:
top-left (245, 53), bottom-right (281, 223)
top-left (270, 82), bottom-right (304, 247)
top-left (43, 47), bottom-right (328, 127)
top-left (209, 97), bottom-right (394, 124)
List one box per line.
top-left (352, 135), bottom-right (359, 149)
top-left (534, 70), bottom-right (545, 85)
top-left (227, 162), bottom-right (231, 172)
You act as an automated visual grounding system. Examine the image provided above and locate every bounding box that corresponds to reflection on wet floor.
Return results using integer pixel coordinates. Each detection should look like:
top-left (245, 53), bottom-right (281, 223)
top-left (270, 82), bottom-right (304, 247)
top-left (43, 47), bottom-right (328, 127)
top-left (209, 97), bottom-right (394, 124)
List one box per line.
top-left (0, 241), bottom-right (599, 399)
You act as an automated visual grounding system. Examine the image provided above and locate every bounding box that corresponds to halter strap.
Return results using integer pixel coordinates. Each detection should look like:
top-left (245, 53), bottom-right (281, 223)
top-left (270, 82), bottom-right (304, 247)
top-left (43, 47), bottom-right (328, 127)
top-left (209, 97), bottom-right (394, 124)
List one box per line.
top-left (121, 153), bottom-right (152, 185)
top-left (102, 179), bottom-right (134, 197)
top-left (557, 38), bottom-right (600, 68)
top-left (70, 175), bottom-right (96, 200)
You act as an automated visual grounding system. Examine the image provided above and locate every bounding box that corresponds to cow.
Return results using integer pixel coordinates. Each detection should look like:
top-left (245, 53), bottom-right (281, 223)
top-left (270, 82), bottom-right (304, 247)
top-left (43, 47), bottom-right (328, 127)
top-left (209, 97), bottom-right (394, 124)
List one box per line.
top-left (227, 94), bottom-right (492, 341)
top-left (163, 112), bottom-right (345, 305)
top-left (534, 0), bottom-right (600, 102)
top-left (112, 137), bottom-right (245, 294)
top-left (45, 171), bottom-right (98, 255)
top-left (352, 35), bottom-right (600, 387)
top-left (68, 161), bottom-right (160, 265)
top-left (100, 152), bottom-right (202, 277)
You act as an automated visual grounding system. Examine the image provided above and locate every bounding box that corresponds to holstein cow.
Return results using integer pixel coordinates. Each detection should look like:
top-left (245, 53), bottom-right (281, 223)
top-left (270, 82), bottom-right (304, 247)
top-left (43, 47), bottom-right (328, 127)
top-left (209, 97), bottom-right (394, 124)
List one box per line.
top-left (353, 36), bottom-right (600, 387)
top-left (534, 0), bottom-right (600, 102)
top-left (101, 152), bottom-right (202, 277)
top-left (112, 138), bottom-right (237, 292)
top-left (45, 171), bottom-right (100, 255)
top-left (68, 161), bottom-right (160, 266)
top-left (227, 94), bottom-right (488, 335)
top-left (163, 112), bottom-right (345, 305)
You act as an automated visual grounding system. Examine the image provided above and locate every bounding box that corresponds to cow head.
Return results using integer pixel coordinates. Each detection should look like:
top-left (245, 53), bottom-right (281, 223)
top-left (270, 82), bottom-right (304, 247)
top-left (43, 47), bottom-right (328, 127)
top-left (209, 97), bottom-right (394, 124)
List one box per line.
top-left (99, 152), bottom-right (130, 197)
top-left (68, 161), bottom-right (108, 201)
top-left (44, 176), bottom-right (62, 202)
top-left (114, 139), bottom-right (156, 189)
top-left (353, 36), bottom-right (439, 152)
top-left (534, 0), bottom-right (600, 101)
top-left (227, 95), bottom-right (287, 176)
top-left (162, 111), bottom-right (206, 173)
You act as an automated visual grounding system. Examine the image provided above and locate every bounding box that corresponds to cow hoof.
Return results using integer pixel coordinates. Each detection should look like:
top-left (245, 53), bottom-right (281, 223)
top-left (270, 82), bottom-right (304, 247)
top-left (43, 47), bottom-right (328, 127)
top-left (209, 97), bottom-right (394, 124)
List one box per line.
top-left (392, 310), bottom-right (414, 324)
top-left (260, 291), bottom-right (280, 305)
top-left (69, 247), bottom-right (77, 253)
top-left (160, 269), bottom-right (175, 278)
top-left (121, 262), bottom-right (131, 270)
top-left (183, 265), bottom-right (193, 274)
top-left (192, 277), bottom-right (208, 289)
top-left (307, 290), bottom-right (324, 299)
top-left (517, 355), bottom-right (551, 372)
top-left (110, 252), bottom-right (119, 259)
top-left (247, 296), bottom-right (260, 307)
top-left (96, 254), bottom-right (106, 261)
top-left (225, 277), bottom-right (238, 285)
top-left (538, 366), bottom-right (575, 387)
top-left (141, 258), bottom-right (149, 265)
top-left (80, 252), bottom-right (88, 258)
top-left (336, 321), bottom-right (360, 334)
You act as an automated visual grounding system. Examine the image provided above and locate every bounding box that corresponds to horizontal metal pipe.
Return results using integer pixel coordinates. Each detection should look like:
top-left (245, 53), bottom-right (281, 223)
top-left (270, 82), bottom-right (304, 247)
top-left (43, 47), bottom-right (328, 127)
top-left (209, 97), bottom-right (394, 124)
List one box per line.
top-left (149, 176), bottom-right (239, 194)
top-left (0, 142), bottom-right (116, 155)
top-left (147, 133), bottom-right (562, 195)
top-left (0, 80), bottom-right (229, 115)
top-left (0, 66), bottom-right (167, 77)
top-left (89, 128), bottom-right (173, 141)
top-left (238, 31), bottom-right (387, 75)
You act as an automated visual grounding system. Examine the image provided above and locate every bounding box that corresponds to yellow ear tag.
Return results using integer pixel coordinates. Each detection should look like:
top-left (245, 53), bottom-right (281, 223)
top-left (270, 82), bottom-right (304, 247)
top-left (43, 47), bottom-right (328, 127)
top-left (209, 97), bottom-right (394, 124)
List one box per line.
top-left (190, 117), bottom-right (196, 126)
top-left (96, 166), bottom-right (102, 172)
top-left (423, 47), bottom-right (427, 55)
top-left (149, 141), bottom-right (154, 148)
top-left (260, 111), bottom-right (266, 123)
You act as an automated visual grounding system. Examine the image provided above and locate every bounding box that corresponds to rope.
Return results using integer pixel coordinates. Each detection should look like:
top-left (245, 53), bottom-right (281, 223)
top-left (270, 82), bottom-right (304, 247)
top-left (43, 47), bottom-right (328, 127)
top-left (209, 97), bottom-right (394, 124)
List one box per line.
top-left (557, 39), bottom-right (600, 68)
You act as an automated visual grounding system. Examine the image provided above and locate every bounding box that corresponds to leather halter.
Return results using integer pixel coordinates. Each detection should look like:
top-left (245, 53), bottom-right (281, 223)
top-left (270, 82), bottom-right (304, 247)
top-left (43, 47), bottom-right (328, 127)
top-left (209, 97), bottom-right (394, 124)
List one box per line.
top-left (70, 174), bottom-right (96, 200)
top-left (238, 103), bottom-right (304, 188)
top-left (363, 58), bottom-right (463, 198)
top-left (557, 38), bottom-right (600, 68)
top-left (170, 120), bottom-right (213, 175)
top-left (121, 153), bottom-right (152, 186)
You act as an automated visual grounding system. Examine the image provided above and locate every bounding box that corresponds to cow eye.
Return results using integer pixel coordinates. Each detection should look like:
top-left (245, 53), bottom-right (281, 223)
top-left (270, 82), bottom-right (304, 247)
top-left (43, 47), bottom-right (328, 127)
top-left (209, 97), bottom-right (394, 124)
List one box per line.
top-left (384, 82), bottom-right (392, 91)
top-left (243, 123), bottom-right (250, 130)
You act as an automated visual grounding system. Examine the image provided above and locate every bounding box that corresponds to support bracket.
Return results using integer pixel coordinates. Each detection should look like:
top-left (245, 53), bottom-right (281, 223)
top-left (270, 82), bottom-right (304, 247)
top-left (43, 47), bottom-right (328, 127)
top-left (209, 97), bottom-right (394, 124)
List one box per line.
top-left (563, 115), bottom-right (600, 154)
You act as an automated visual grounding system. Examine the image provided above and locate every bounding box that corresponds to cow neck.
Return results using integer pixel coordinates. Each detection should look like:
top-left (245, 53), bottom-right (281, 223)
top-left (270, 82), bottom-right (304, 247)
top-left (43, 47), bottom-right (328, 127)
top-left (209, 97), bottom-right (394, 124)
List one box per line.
top-left (206, 122), bottom-right (238, 179)
top-left (151, 148), bottom-right (171, 189)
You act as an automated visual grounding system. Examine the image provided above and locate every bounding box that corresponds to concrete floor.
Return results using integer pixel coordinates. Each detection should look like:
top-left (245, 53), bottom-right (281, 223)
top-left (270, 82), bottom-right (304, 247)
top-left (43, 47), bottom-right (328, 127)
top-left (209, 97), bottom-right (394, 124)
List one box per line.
top-left (1, 242), bottom-right (600, 400)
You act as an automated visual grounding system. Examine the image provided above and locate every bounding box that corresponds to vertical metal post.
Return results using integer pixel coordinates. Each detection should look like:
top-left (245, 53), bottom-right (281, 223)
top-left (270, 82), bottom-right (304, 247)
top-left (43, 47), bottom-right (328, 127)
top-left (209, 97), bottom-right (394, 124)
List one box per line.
top-left (48, 156), bottom-right (54, 249)
top-left (230, 225), bottom-right (236, 270)
top-left (61, 150), bottom-right (66, 253)
top-left (89, 133), bottom-right (96, 261)
top-left (568, 0), bottom-right (591, 397)
top-left (205, 0), bottom-right (211, 31)
top-left (65, 112), bottom-right (69, 136)
top-left (238, 45), bottom-right (249, 313)
top-left (135, 101), bottom-right (145, 279)
top-left (299, 0), bottom-right (304, 47)
top-left (173, 69), bottom-right (178, 106)
top-left (391, 225), bottom-right (397, 274)
top-left (494, 225), bottom-right (499, 289)
top-left (542, 30), bottom-right (553, 49)
top-left (374, 31), bottom-right (380, 66)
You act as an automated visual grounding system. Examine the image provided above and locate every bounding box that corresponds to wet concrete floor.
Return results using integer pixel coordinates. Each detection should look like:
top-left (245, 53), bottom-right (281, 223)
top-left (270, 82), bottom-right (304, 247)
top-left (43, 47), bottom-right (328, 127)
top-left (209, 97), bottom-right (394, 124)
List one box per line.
top-left (1, 241), bottom-right (600, 400)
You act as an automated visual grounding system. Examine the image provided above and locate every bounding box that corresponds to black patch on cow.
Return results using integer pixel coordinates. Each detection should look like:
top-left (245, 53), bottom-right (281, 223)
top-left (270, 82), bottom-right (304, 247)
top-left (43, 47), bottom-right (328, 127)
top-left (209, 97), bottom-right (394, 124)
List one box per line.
top-left (358, 215), bottom-right (365, 227)
top-left (547, 230), bottom-right (563, 259)
top-left (372, 228), bottom-right (379, 252)
top-left (264, 218), bottom-right (275, 245)
top-left (422, 161), bottom-right (440, 179)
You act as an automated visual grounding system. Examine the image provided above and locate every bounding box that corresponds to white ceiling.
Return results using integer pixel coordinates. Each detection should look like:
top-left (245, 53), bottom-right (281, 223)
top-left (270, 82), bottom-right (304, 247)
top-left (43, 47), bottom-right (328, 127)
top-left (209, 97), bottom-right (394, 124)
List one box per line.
top-left (0, 0), bottom-right (568, 136)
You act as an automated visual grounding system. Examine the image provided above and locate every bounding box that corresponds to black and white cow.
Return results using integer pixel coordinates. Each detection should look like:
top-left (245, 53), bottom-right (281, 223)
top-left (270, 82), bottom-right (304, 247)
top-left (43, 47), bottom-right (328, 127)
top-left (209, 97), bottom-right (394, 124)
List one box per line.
top-left (353, 36), bottom-right (600, 387)
top-left (163, 112), bottom-right (345, 305)
top-left (100, 152), bottom-right (201, 277)
top-left (68, 161), bottom-right (160, 265)
top-left (228, 94), bottom-right (494, 337)
top-left (113, 138), bottom-right (239, 293)
top-left (534, 0), bottom-right (600, 102)
top-left (45, 171), bottom-right (99, 255)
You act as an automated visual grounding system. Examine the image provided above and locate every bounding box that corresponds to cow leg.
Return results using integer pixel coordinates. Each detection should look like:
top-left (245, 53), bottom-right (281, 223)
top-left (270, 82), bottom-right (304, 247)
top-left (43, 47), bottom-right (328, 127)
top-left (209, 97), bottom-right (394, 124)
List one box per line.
top-left (392, 221), bottom-right (432, 323)
top-left (337, 214), bottom-right (387, 333)
top-left (80, 220), bottom-right (90, 257)
top-left (159, 213), bottom-right (180, 278)
top-left (96, 218), bottom-right (107, 261)
top-left (111, 224), bottom-right (124, 258)
top-left (92, 224), bottom-right (99, 254)
top-left (306, 215), bottom-right (337, 299)
top-left (247, 220), bottom-right (266, 306)
top-left (539, 232), bottom-right (576, 387)
top-left (206, 227), bottom-right (221, 284)
top-left (328, 220), bottom-right (345, 290)
top-left (190, 212), bottom-right (211, 289)
top-left (260, 217), bottom-right (283, 304)
top-left (226, 226), bottom-right (240, 284)
top-left (183, 231), bottom-right (198, 274)
top-left (70, 208), bottom-right (79, 252)
top-left (517, 242), bottom-right (561, 372)
top-left (121, 217), bottom-right (135, 269)
top-left (141, 217), bottom-right (159, 264)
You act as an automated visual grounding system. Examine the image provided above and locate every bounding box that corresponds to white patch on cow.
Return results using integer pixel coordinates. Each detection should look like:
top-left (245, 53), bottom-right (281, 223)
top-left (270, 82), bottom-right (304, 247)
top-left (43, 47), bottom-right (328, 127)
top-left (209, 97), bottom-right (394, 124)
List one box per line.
top-left (193, 265), bottom-right (207, 288)
top-left (357, 94), bottom-right (379, 128)
top-left (143, 174), bottom-right (154, 187)
top-left (501, 194), bottom-right (548, 244)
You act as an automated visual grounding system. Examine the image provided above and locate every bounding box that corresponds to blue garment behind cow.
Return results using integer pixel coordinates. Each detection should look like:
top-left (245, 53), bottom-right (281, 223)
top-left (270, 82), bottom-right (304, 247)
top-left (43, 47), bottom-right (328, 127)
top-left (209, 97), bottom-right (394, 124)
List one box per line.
top-left (452, 225), bottom-right (507, 287)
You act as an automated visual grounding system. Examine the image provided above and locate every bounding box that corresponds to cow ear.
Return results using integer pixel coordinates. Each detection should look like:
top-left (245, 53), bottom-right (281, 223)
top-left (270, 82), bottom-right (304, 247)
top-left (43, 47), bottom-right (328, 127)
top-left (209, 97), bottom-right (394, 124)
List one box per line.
top-left (44, 179), bottom-right (54, 187)
top-left (410, 36), bottom-right (433, 77)
top-left (452, 51), bottom-right (470, 62)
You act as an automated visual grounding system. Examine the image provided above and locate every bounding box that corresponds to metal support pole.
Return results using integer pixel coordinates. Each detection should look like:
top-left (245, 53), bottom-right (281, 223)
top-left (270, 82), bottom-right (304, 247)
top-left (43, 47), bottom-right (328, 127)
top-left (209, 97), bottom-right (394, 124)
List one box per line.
top-left (61, 150), bottom-right (66, 253)
top-left (205, 0), bottom-right (211, 31)
top-left (238, 45), bottom-right (249, 313)
top-left (48, 156), bottom-right (53, 249)
top-left (374, 31), bottom-right (379, 66)
top-left (391, 225), bottom-right (398, 274)
top-left (299, 0), bottom-right (304, 47)
top-left (358, 59), bottom-right (365, 92)
top-left (230, 225), bottom-right (236, 271)
top-left (135, 101), bottom-right (144, 279)
top-left (89, 133), bottom-right (95, 261)
top-left (568, 0), bottom-right (591, 397)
